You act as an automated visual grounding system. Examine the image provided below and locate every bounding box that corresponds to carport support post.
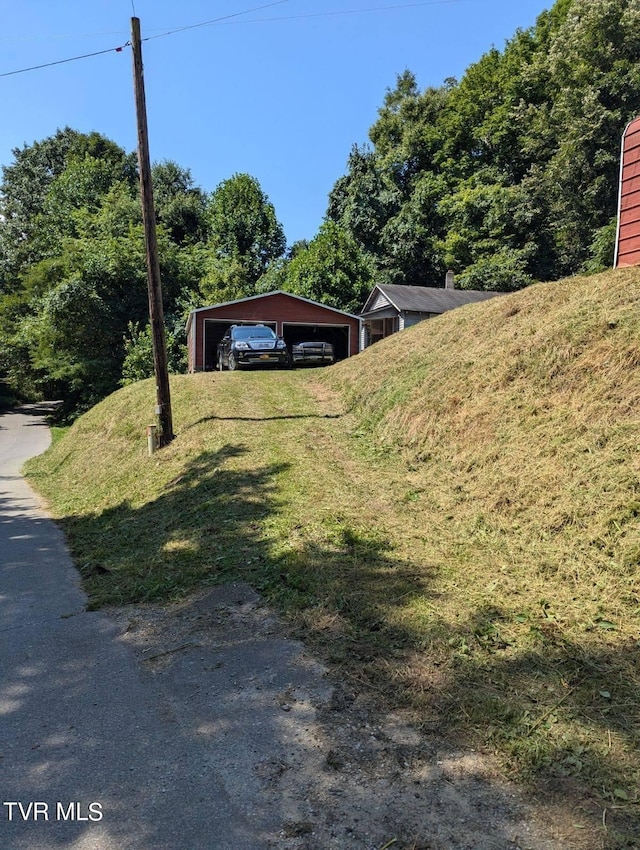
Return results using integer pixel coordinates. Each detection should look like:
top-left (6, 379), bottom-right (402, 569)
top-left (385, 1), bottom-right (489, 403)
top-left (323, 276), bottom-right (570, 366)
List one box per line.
top-left (131, 16), bottom-right (174, 447)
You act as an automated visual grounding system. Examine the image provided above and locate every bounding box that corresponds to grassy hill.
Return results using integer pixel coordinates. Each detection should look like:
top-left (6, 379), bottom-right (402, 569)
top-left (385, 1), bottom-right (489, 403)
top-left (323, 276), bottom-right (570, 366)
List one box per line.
top-left (26, 267), bottom-right (640, 845)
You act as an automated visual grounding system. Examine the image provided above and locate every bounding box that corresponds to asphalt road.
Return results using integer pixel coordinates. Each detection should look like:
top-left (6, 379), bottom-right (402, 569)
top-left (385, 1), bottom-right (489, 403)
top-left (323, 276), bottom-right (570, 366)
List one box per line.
top-left (0, 405), bottom-right (329, 850)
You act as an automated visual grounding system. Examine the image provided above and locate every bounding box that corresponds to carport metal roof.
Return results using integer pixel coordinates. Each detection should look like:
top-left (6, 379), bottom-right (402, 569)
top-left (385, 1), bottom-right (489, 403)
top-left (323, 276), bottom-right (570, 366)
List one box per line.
top-left (186, 290), bottom-right (361, 334)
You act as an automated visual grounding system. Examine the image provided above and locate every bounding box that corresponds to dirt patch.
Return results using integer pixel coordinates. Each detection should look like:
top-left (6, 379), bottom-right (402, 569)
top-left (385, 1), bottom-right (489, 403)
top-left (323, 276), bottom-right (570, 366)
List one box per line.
top-left (105, 583), bottom-right (597, 850)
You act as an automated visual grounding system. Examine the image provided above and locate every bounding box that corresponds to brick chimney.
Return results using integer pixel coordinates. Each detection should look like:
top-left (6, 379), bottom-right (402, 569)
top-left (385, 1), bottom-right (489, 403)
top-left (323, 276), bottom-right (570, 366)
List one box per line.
top-left (445, 269), bottom-right (455, 289)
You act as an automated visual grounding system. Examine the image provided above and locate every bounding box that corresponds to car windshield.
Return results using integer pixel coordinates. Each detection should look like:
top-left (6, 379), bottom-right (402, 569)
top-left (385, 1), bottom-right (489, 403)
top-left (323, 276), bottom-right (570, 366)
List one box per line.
top-left (231, 326), bottom-right (275, 340)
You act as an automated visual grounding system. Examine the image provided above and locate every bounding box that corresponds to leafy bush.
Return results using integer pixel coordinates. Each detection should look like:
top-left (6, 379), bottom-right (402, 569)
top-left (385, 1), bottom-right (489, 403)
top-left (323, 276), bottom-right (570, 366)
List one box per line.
top-left (121, 319), bottom-right (186, 385)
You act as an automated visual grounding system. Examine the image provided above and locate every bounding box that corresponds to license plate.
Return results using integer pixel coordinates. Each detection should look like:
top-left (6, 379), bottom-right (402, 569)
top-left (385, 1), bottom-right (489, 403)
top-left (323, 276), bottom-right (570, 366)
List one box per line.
top-left (259, 354), bottom-right (271, 359)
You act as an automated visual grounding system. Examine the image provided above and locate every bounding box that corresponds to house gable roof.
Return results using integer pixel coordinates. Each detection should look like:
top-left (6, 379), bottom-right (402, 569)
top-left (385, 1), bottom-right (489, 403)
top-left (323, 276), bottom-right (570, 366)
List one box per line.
top-left (360, 283), bottom-right (504, 317)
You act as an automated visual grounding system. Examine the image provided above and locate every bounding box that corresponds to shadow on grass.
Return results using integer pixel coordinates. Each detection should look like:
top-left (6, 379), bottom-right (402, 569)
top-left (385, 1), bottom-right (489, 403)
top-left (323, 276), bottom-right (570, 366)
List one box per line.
top-left (256, 529), bottom-right (640, 846)
top-left (47, 446), bottom-right (638, 846)
top-left (0, 445), bottom-right (319, 850)
top-left (55, 444), bottom-right (288, 608)
top-left (182, 412), bottom-right (342, 431)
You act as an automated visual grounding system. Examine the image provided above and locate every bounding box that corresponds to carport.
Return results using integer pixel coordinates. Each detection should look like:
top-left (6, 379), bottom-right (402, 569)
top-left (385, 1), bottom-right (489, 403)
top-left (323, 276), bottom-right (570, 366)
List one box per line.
top-left (187, 291), bottom-right (362, 372)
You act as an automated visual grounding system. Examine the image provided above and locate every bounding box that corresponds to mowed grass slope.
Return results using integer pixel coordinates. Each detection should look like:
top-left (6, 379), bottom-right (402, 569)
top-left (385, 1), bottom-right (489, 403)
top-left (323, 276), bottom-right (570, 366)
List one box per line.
top-left (26, 268), bottom-right (639, 844)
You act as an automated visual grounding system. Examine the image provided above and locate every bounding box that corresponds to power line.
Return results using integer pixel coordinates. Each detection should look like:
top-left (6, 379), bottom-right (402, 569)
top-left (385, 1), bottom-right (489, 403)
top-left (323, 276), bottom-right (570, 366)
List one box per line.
top-left (0, 1), bottom-right (291, 77)
top-left (0, 31), bottom-right (126, 43)
top-left (0, 0), bottom-right (467, 79)
top-left (211, 0), bottom-right (467, 28)
top-left (141, 0), bottom-right (465, 41)
top-left (141, 0), bottom-right (292, 42)
top-left (1, 0), bottom-right (462, 44)
top-left (0, 43), bottom-right (130, 78)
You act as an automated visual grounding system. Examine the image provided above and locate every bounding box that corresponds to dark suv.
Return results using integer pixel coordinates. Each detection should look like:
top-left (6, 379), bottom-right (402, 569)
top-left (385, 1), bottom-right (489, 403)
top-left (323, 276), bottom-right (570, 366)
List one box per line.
top-left (217, 325), bottom-right (290, 371)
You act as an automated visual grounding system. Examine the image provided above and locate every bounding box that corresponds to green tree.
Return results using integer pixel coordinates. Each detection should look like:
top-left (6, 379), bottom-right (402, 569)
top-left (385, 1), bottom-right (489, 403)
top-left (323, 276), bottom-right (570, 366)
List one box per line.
top-left (206, 173), bottom-right (285, 297)
top-left (283, 221), bottom-right (372, 313)
top-left (582, 215), bottom-right (618, 274)
top-left (326, 0), bottom-right (640, 290)
top-left (0, 128), bottom-right (136, 289)
top-left (327, 144), bottom-right (399, 262)
top-left (439, 174), bottom-right (537, 290)
top-left (527, 0), bottom-right (640, 274)
top-left (121, 316), bottom-right (187, 385)
top-left (254, 240), bottom-right (311, 295)
top-left (199, 255), bottom-right (252, 305)
top-left (152, 161), bottom-right (208, 245)
top-left (0, 129), bottom-right (208, 415)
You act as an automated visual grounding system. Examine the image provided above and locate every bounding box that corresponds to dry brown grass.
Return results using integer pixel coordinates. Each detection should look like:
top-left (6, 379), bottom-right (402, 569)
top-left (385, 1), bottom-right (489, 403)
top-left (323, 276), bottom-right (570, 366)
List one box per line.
top-left (322, 268), bottom-right (640, 837)
top-left (327, 270), bottom-right (640, 615)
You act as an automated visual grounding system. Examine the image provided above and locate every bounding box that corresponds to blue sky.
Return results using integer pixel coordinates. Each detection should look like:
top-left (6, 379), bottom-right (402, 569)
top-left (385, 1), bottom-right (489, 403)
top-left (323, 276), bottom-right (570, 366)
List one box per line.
top-left (1, 0), bottom-right (552, 245)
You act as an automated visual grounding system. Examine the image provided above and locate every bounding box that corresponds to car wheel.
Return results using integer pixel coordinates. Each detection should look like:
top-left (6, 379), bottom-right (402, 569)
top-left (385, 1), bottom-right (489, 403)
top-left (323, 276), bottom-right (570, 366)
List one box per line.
top-left (228, 353), bottom-right (238, 371)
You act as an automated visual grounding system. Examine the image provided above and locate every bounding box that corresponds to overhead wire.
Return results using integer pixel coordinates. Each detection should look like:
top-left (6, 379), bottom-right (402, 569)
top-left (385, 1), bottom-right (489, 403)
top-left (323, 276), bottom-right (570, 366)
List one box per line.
top-left (0, 44), bottom-right (130, 78)
top-left (141, 0), bottom-right (292, 42)
top-left (0, 31), bottom-right (126, 43)
top-left (202, 0), bottom-right (467, 29)
top-left (0, 0), bottom-right (292, 77)
top-left (0, 0), bottom-right (467, 78)
top-left (0, 1), bottom-right (289, 44)
top-left (140, 0), bottom-right (465, 41)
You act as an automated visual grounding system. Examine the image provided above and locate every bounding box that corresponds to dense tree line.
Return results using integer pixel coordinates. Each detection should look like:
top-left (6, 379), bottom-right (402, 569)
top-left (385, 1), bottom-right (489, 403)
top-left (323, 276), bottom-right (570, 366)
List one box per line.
top-left (0, 0), bottom-right (638, 416)
top-left (328, 0), bottom-right (640, 290)
top-left (0, 125), bottom-right (370, 415)
top-left (0, 129), bottom-right (289, 416)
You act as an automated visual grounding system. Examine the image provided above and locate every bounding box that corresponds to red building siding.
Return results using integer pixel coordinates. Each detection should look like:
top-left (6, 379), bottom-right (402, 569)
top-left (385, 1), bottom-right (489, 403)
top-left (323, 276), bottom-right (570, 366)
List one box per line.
top-left (616, 116), bottom-right (640, 268)
top-left (187, 292), bottom-right (361, 371)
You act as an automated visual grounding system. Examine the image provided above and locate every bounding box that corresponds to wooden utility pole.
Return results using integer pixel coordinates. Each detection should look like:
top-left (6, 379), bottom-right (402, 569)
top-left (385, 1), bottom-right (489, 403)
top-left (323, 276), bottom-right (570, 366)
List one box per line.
top-left (130, 16), bottom-right (174, 447)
